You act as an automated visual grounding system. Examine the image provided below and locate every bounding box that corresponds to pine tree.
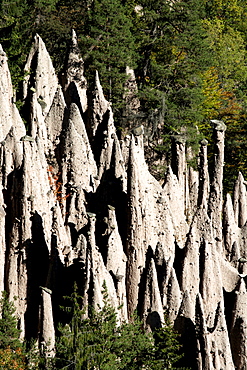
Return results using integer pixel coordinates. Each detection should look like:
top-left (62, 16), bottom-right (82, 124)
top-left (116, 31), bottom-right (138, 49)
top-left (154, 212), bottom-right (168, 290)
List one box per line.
top-left (55, 283), bottom-right (184, 369)
top-left (78, 0), bottom-right (137, 112)
top-left (0, 0), bottom-right (68, 90)
top-left (134, 0), bottom-right (212, 155)
top-left (0, 292), bottom-right (21, 350)
top-left (0, 292), bottom-right (26, 369)
top-left (0, 0), bottom-right (30, 88)
top-left (153, 318), bottom-right (183, 369)
top-left (55, 283), bottom-right (119, 369)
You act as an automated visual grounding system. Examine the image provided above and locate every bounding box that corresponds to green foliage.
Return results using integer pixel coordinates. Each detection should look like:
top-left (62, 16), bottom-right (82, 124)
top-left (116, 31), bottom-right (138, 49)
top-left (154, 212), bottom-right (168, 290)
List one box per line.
top-left (78, 0), bottom-right (137, 114)
top-left (153, 317), bottom-right (183, 369)
top-left (55, 283), bottom-right (184, 369)
top-left (0, 292), bottom-right (21, 350)
top-left (56, 283), bottom-right (122, 369)
top-left (0, 292), bottom-right (26, 369)
top-left (134, 0), bottom-right (212, 153)
top-left (0, 0), bottom-right (69, 89)
top-left (0, 292), bottom-right (51, 369)
top-left (114, 314), bottom-right (156, 370)
top-left (0, 346), bottom-right (26, 369)
top-left (0, 0), bottom-right (30, 87)
top-left (27, 0), bottom-right (71, 72)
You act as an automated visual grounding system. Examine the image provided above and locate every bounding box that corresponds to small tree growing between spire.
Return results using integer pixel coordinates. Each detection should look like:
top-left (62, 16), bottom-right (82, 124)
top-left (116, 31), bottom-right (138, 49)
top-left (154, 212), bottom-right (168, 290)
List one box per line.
top-left (55, 283), bottom-right (185, 369)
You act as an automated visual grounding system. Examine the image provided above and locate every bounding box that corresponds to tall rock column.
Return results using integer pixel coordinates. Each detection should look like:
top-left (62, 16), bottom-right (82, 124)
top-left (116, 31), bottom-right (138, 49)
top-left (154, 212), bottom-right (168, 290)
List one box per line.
top-left (198, 139), bottom-right (209, 210)
top-left (208, 120), bottom-right (226, 251)
top-left (40, 287), bottom-right (55, 357)
top-left (230, 279), bottom-right (247, 369)
top-left (171, 136), bottom-right (187, 206)
top-left (62, 29), bottom-right (87, 113)
top-left (120, 66), bottom-right (140, 136)
top-left (126, 136), bottom-right (143, 318)
top-left (23, 34), bottom-right (58, 141)
top-left (0, 186), bottom-right (5, 293)
top-left (233, 172), bottom-right (247, 228)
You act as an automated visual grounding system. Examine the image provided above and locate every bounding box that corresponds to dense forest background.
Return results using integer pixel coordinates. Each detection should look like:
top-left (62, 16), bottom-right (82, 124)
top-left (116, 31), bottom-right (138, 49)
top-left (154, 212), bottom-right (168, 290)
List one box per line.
top-left (1, 0), bottom-right (247, 191)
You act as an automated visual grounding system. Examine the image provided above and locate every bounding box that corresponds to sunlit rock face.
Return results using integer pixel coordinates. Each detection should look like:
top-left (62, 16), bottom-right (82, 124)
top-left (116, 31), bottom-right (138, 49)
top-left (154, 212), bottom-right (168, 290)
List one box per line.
top-left (1, 33), bottom-right (247, 368)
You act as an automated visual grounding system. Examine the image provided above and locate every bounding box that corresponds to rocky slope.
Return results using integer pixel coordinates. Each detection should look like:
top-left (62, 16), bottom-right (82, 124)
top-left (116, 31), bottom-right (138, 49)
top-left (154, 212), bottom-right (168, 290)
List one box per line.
top-left (1, 32), bottom-right (247, 369)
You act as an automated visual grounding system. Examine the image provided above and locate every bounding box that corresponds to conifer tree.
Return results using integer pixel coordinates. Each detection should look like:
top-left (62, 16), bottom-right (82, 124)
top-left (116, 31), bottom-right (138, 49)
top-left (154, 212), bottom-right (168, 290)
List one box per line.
top-left (0, 292), bottom-right (26, 369)
top-left (0, 292), bottom-right (21, 350)
top-left (55, 283), bottom-right (184, 369)
top-left (78, 0), bottom-right (137, 112)
top-left (56, 283), bottom-right (119, 369)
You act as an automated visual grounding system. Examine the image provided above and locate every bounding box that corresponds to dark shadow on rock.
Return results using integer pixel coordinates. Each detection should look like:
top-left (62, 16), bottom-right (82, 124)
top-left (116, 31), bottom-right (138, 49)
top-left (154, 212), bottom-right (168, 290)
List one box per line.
top-left (154, 242), bottom-right (167, 302)
top-left (84, 81), bottom-right (106, 145)
top-left (230, 317), bottom-right (245, 369)
top-left (25, 211), bottom-right (50, 341)
top-left (199, 238), bottom-right (206, 296)
top-left (3, 168), bottom-right (23, 290)
top-left (3, 161), bottom-right (29, 285)
top-left (67, 222), bottom-right (78, 249)
top-left (53, 105), bottom-right (69, 168)
top-left (63, 81), bottom-right (84, 118)
top-left (195, 294), bottom-right (208, 370)
top-left (173, 240), bottom-right (186, 289)
top-left (206, 301), bottom-right (221, 334)
top-left (93, 109), bottom-right (110, 166)
top-left (49, 233), bottom-right (90, 332)
top-left (174, 315), bottom-right (198, 369)
top-left (223, 289), bottom-right (235, 333)
top-left (85, 167), bottom-right (127, 262)
top-left (137, 246), bottom-right (154, 317)
top-left (147, 311), bottom-right (162, 331)
top-left (20, 50), bottom-right (38, 134)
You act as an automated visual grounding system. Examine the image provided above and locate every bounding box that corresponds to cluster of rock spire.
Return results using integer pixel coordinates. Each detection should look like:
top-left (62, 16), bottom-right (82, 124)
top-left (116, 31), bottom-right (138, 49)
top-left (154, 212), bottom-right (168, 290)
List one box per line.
top-left (1, 31), bottom-right (247, 368)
